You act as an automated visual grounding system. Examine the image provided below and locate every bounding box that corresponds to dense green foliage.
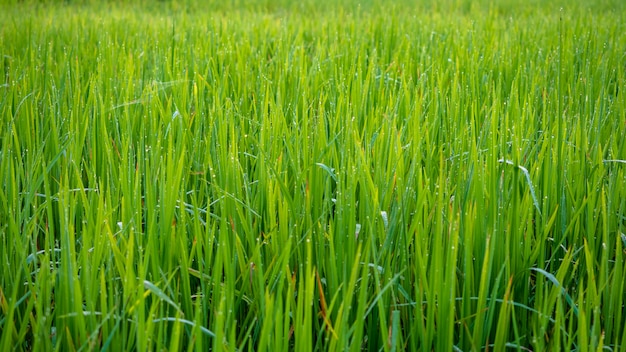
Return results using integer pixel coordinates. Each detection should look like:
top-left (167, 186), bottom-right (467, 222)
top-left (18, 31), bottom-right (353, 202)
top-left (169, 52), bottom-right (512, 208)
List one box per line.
top-left (1, 0), bottom-right (625, 350)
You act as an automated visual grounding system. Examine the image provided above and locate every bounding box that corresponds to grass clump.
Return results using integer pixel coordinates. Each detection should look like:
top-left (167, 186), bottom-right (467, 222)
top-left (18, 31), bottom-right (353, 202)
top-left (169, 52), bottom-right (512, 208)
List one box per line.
top-left (1, 0), bottom-right (625, 350)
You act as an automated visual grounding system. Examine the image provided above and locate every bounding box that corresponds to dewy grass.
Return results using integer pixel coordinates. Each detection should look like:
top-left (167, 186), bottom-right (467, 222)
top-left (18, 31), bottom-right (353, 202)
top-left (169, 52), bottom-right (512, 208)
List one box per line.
top-left (1, 0), bottom-right (625, 351)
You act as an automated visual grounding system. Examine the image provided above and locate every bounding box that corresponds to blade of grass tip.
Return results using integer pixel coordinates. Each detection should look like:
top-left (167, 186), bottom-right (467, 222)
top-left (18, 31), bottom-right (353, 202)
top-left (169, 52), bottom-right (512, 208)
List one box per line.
top-left (143, 280), bottom-right (183, 315)
top-left (316, 162), bottom-right (338, 183)
top-left (530, 268), bottom-right (579, 317)
top-left (381, 211), bottom-right (388, 229)
top-left (498, 159), bottom-right (541, 216)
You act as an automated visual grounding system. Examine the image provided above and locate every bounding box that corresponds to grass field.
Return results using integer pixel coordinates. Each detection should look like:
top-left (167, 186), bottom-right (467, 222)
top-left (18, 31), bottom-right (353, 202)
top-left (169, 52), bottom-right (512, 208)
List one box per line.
top-left (1, 0), bottom-right (625, 350)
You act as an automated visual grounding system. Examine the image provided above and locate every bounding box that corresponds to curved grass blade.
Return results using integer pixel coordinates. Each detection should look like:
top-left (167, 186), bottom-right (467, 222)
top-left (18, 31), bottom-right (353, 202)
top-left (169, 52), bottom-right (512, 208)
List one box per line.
top-left (152, 317), bottom-right (216, 338)
top-left (143, 280), bottom-right (182, 314)
top-left (316, 163), bottom-right (338, 183)
top-left (498, 159), bottom-right (542, 216)
top-left (530, 268), bottom-right (579, 317)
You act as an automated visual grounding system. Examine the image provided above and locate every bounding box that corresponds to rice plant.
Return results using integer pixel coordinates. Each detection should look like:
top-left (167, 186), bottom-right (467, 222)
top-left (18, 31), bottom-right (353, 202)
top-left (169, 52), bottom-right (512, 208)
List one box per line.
top-left (1, 0), bottom-right (624, 350)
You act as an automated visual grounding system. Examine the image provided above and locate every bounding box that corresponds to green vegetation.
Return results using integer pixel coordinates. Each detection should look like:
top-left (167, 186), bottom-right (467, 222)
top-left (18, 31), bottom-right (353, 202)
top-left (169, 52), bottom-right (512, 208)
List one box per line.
top-left (1, 0), bottom-right (625, 350)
